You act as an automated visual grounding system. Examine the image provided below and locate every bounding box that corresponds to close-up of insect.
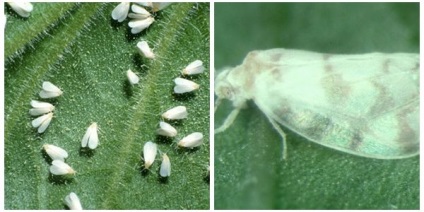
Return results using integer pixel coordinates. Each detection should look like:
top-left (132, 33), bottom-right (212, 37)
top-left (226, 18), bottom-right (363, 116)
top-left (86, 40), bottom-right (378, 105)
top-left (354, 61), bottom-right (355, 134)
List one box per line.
top-left (214, 2), bottom-right (419, 210)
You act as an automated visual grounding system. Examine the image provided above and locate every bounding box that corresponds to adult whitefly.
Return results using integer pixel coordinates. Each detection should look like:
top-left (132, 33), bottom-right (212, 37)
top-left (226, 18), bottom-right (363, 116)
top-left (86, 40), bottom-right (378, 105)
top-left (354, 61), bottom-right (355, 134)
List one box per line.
top-left (49, 160), bottom-right (76, 175)
top-left (178, 132), bottom-right (203, 148)
top-left (64, 192), bottom-right (83, 210)
top-left (111, 2), bottom-right (130, 22)
top-left (129, 17), bottom-right (155, 34)
top-left (31, 112), bottom-right (53, 133)
top-left (128, 4), bottom-right (151, 19)
top-left (29, 100), bottom-right (55, 116)
top-left (136, 40), bottom-right (155, 59)
top-left (159, 153), bottom-right (171, 177)
top-left (7, 2), bottom-right (33, 18)
top-left (156, 121), bottom-right (177, 137)
top-left (173, 77), bottom-right (200, 94)
top-left (143, 141), bottom-right (157, 169)
top-left (127, 69), bottom-right (140, 85)
top-left (182, 60), bottom-right (204, 75)
top-left (161, 106), bottom-right (188, 120)
top-left (39, 81), bottom-right (63, 98)
top-left (81, 122), bottom-right (99, 150)
top-left (43, 144), bottom-right (68, 161)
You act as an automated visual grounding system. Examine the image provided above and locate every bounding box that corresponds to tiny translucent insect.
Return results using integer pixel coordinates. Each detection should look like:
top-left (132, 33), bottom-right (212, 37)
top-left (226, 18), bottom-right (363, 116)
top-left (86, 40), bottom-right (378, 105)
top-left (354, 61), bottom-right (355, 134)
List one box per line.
top-left (29, 100), bottom-right (55, 116)
top-left (143, 141), bottom-right (157, 169)
top-left (136, 40), bottom-right (155, 59)
top-left (215, 49), bottom-right (419, 159)
top-left (31, 112), bottom-right (53, 133)
top-left (182, 60), bottom-right (205, 75)
top-left (173, 77), bottom-right (200, 94)
top-left (127, 69), bottom-right (140, 85)
top-left (111, 2), bottom-right (130, 22)
top-left (64, 192), bottom-right (83, 210)
top-left (81, 122), bottom-right (99, 150)
top-left (50, 160), bottom-right (76, 175)
top-left (43, 144), bottom-right (68, 161)
top-left (128, 4), bottom-right (151, 19)
top-left (162, 106), bottom-right (188, 120)
top-left (7, 2), bottom-right (33, 18)
top-left (178, 132), bottom-right (203, 148)
top-left (39, 81), bottom-right (63, 99)
top-left (156, 121), bottom-right (178, 137)
top-left (159, 153), bottom-right (171, 177)
top-left (129, 17), bottom-right (155, 34)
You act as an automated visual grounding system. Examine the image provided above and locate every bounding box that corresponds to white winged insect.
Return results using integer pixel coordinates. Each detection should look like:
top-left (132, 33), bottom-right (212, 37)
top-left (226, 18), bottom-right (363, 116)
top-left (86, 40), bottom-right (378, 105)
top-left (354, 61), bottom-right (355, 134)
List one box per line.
top-left (39, 81), bottom-right (63, 98)
top-left (64, 192), bottom-right (83, 210)
top-left (81, 122), bottom-right (99, 149)
top-left (50, 160), bottom-right (76, 175)
top-left (43, 144), bottom-right (68, 161)
top-left (31, 112), bottom-right (53, 133)
top-left (129, 17), bottom-right (155, 34)
top-left (111, 2), bottom-right (130, 22)
top-left (127, 69), bottom-right (140, 85)
top-left (156, 121), bottom-right (178, 137)
top-left (173, 77), bottom-right (200, 94)
top-left (215, 49), bottom-right (419, 159)
top-left (29, 100), bottom-right (55, 116)
top-left (143, 141), bottom-right (157, 169)
top-left (7, 2), bottom-right (33, 17)
top-left (159, 153), bottom-right (171, 177)
top-left (178, 132), bottom-right (203, 148)
top-left (182, 60), bottom-right (205, 75)
top-left (128, 4), bottom-right (151, 19)
top-left (136, 40), bottom-right (155, 59)
top-left (161, 106), bottom-right (188, 120)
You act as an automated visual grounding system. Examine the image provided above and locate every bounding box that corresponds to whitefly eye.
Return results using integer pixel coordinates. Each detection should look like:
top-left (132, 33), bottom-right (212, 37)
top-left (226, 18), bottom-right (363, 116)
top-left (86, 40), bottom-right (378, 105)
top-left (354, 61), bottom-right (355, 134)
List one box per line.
top-left (216, 84), bottom-right (234, 101)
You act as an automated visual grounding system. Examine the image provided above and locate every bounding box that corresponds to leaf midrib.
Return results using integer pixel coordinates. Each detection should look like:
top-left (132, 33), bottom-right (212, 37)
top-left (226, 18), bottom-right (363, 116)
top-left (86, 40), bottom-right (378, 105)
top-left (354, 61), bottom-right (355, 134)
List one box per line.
top-left (100, 3), bottom-right (196, 209)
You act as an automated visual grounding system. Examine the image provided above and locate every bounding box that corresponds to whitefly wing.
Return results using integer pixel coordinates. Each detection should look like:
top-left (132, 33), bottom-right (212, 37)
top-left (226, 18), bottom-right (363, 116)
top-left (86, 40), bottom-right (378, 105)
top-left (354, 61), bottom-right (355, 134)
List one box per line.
top-left (231, 49), bottom-right (419, 159)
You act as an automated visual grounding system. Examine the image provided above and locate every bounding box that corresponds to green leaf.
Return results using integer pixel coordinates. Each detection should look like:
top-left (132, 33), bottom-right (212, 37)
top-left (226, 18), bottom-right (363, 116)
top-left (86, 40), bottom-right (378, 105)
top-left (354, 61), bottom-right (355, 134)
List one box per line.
top-left (5, 2), bottom-right (210, 209)
top-left (215, 3), bottom-right (418, 209)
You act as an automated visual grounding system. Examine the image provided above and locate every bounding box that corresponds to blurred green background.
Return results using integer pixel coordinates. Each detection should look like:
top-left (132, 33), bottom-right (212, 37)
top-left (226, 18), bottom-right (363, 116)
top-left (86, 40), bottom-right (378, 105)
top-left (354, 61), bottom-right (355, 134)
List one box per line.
top-left (5, 2), bottom-right (209, 209)
top-left (215, 3), bottom-right (419, 209)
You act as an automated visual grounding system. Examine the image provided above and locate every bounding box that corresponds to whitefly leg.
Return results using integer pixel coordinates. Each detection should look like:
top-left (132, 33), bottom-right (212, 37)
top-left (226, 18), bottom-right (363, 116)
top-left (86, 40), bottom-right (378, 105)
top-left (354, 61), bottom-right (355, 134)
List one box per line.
top-left (265, 114), bottom-right (288, 160)
top-left (214, 108), bottom-right (240, 134)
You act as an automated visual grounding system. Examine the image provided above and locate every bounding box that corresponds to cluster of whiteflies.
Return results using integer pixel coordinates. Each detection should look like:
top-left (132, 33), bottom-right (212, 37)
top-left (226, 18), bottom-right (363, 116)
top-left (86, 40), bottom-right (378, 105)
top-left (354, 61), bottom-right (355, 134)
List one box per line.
top-left (127, 58), bottom-right (205, 94)
top-left (30, 81), bottom-right (100, 210)
top-left (115, 3), bottom-right (206, 177)
top-left (112, 2), bottom-right (171, 34)
top-left (30, 81), bottom-right (63, 133)
top-left (142, 106), bottom-right (204, 178)
top-left (113, 2), bottom-right (205, 94)
top-left (160, 106), bottom-right (204, 149)
top-left (43, 144), bottom-right (82, 208)
top-left (173, 60), bottom-right (205, 93)
top-left (19, 2), bottom-right (206, 208)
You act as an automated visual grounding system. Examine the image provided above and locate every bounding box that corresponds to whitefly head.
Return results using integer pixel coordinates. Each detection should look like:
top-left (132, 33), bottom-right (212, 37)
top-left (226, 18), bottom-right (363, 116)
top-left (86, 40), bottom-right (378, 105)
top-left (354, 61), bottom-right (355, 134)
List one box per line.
top-left (214, 67), bottom-right (247, 111)
top-left (214, 67), bottom-right (234, 100)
